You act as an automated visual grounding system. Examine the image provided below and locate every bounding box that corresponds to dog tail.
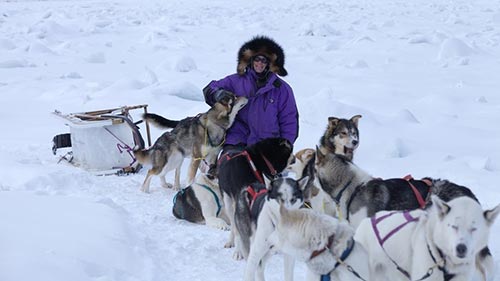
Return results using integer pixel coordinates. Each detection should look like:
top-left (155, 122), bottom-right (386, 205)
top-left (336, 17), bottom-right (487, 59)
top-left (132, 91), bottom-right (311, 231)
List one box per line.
top-left (133, 146), bottom-right (151, 164)
top-left (143, 113), bottom-right (179, 129)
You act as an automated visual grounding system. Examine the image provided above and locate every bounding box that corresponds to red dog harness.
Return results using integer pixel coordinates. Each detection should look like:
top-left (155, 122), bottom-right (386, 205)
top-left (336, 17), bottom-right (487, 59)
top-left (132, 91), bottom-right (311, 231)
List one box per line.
top-left (403, 174), bottom-right (432, 209)
top-left (218, 150), bottom-right (278, 184)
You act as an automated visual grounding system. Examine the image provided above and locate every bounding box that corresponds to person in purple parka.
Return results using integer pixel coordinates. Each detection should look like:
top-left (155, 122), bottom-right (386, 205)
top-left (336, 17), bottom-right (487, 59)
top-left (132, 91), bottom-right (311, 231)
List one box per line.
top-left (203, 35), bottom-right (299, 156)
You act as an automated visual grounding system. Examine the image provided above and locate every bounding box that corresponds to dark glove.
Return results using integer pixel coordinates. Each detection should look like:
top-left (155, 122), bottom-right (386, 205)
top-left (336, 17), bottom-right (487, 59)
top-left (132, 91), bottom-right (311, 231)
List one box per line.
top-left (214, 89), bottom-right (234, 103)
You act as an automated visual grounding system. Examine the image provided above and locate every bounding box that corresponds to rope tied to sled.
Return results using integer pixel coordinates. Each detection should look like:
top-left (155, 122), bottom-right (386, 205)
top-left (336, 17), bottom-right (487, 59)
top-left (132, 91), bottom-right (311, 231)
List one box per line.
top-left (104, 127), bottom-right (137, 167)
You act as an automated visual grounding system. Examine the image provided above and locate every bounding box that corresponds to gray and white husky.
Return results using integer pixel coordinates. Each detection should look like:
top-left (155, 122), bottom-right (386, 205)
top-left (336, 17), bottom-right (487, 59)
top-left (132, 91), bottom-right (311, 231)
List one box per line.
top-left (319, 115), bottom-right (361, 161)
top-left (133, 91), bottom-right (247, 192)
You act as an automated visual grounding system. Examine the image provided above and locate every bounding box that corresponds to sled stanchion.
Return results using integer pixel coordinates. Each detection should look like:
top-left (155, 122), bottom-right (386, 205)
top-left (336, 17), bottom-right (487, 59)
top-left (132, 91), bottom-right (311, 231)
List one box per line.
top-left (143, 105), bottom-right (152, 147)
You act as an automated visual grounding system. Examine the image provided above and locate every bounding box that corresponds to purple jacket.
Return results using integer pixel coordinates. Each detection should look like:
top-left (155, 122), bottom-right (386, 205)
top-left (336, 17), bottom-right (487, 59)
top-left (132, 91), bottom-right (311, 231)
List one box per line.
top-left (204, 69), bottom-right (299, 146)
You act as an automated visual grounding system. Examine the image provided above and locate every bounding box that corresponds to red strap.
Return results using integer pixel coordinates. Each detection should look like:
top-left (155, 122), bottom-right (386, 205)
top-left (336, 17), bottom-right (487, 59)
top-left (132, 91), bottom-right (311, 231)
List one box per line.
top-left (403, 174), bottom-right (426, 209)
top-left (246, 185), bottom-right (267, 211)
top-left (219, 151), bottom-right (265, 184)
top-left (310, 235), bottom-right (335, 260)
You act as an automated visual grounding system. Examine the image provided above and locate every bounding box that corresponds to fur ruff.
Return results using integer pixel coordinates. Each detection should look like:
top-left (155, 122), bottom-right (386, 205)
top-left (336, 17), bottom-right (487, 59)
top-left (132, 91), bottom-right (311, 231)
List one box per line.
top-left (237, 35), bottom-right (287, 76)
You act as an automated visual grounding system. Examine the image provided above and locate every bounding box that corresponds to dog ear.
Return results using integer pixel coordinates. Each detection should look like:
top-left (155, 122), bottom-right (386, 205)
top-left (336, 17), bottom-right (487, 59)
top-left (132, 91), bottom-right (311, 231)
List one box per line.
top-left (484, 204), bottom-right (500, 227)
top-left (350, 115), bottom-right (362, 127)
top-left (327, 117), bottom-right (340, 128)
top-left (297, 176), bottom-right (309, 191)
top-left (432, 195), bottom-right (450, 220)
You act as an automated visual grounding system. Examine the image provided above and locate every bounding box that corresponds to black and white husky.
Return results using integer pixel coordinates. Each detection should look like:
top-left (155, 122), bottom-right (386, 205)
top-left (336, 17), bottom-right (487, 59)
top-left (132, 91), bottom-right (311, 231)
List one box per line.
top-left (241, 176), bottom-right (309, 281)
top-left (217, 137), bottom-right (294, 259)
top-left (172, 172), bottom-right (230, 230)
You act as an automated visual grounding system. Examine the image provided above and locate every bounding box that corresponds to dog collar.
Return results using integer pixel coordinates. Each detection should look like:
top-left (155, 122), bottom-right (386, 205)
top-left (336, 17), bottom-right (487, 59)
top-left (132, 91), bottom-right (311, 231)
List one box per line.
top-left (310, 234), bottom-right (335, 260)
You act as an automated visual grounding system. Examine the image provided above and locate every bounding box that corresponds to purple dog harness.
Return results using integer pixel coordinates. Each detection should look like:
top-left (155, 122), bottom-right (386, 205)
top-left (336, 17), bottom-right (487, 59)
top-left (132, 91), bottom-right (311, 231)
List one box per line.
top-left (371, 211), bottom-right (419, 247)
top-left (370, 211), bottom-right (452, 281)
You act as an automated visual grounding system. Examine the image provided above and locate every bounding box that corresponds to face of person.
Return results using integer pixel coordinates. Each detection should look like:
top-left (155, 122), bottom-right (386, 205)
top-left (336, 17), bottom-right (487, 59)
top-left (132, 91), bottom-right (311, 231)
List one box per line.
top-left (252, 55), bottom-right (269, 74)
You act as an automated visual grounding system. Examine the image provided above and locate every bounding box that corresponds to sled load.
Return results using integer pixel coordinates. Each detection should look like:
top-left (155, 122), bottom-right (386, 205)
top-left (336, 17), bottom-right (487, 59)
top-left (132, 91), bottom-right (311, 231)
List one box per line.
top-left (52, 105), bottom-right (152, 175)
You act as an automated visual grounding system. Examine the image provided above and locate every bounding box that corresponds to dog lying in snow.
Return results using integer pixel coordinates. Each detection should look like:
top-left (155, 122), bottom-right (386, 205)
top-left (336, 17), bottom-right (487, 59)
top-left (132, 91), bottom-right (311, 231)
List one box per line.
top-left (172, 172), bottom-right (230, 230)
top-left (355, 196), bottom-right (500, 281)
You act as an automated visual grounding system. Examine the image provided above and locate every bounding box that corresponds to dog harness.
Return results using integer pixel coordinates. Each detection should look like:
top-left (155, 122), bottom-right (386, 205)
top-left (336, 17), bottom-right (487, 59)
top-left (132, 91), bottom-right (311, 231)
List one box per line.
top-left (218, 150), bottom-right (278, 184)
top-left (371, 211), bottom-right (452, 281)
top-left (313, 238), bottom-right (367, 281)
top-left (199, 184), bottom-right (222, 217)
top-left (246, 184), bottom-right (268, 218)
top-left (403, 175), bottom-right (432, 209)
top-left (343, 175), bottom-right (433, 221)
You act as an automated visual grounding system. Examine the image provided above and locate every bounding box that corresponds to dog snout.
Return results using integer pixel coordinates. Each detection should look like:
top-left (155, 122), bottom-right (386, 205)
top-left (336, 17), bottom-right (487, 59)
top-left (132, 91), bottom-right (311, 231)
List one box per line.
top-left (456, 243), bottom-right (467, 258)
top-left (352, 140), bottom-right (359, 146)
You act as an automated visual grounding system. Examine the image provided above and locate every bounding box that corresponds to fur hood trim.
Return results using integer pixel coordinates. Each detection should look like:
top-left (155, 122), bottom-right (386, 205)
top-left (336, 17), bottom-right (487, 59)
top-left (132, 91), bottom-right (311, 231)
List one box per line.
top-left (237, 36), bottom-right (288, 76)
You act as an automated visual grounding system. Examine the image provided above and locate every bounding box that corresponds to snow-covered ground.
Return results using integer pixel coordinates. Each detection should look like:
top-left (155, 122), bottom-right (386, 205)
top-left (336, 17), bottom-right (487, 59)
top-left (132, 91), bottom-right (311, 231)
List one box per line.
top-left (1, 0), bottom-right (500, 280)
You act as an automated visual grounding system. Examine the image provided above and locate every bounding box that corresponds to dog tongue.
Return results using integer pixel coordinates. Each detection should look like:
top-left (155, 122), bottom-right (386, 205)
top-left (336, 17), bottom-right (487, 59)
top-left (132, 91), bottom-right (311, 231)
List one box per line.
top-left (344, 147), bottom-right (354, 154)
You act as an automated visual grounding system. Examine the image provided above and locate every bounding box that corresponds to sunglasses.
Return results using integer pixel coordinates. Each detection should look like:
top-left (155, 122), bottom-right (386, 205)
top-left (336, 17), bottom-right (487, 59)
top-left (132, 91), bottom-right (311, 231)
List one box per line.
top-left (253, 56), bottom-right (269, 64)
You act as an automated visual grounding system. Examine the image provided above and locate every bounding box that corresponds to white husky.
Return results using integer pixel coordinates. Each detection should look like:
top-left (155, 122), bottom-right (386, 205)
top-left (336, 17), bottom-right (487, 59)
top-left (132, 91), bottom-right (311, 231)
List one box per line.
top-left (355, 196), bottom-right (500, 281)
top-left (267, 204), bottom-right (370, 281)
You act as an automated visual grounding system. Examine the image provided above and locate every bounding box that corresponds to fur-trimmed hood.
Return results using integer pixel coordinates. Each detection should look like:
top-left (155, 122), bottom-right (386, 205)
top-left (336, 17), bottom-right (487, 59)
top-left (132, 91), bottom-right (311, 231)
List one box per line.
top-left (237, 36), bottom-right (288, 76)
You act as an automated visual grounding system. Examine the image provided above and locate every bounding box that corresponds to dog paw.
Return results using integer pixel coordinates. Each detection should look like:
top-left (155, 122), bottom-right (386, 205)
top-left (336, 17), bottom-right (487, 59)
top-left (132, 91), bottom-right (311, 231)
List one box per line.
top-left (161, 182), bottom-right (173, 189)
top-left (232, 250), bottom-right (244, 260)
top-left (206, 218), bottom-right (230, 231)
top-left (213, 222), bottom-right (230, 231)
top-left (224, 241), bottom-right (234, 248)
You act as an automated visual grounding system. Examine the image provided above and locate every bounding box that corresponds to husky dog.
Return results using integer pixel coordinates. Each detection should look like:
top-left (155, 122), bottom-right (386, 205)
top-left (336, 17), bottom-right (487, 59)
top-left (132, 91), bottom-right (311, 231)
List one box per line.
top-left (172, 172), bottom-right (230, 230)
top-left (267, 204), bottom-right (369, 281)
top-left (315, 148), bottom-right (496, 280)
top-left (286, 148), bottom-right (336, 216)
top-left (315, 148), bottom-right (476, 227)
top-left (319, 115), bottom-right (361, 161)
top-left (217, 137), bottom-right (294, 258)
top-left (355, 196), bottom-right (500, 281)
top-left (242, 176), bottom-right (309, 281)
top-left (133, 92), bottom-right (247, 192)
